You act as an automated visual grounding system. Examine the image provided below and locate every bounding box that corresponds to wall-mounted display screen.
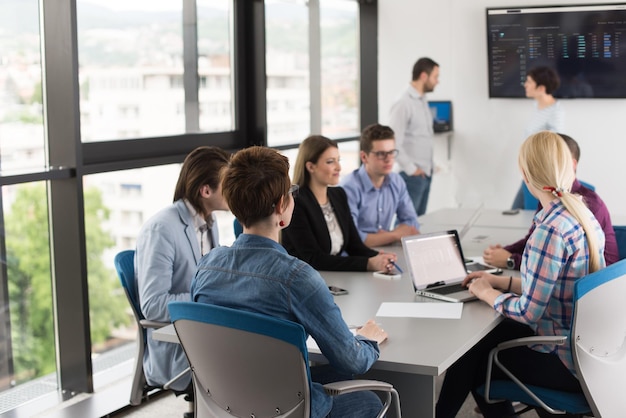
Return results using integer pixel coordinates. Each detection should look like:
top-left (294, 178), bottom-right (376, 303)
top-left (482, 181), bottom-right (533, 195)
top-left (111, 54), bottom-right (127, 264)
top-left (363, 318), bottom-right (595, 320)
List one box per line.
top-left (487, 4), bottom-right (626, 98)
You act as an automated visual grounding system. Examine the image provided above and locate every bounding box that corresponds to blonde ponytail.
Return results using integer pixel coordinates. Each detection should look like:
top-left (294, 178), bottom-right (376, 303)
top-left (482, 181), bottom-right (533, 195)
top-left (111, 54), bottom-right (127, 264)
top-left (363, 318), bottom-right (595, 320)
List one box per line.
top-left (519, 131), bottom-right (602, 272)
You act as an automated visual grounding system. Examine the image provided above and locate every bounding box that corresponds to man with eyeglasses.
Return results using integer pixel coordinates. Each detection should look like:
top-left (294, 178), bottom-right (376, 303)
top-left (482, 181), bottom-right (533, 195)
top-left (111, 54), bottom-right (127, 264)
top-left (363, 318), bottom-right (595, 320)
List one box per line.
top-left (341, 123), bottom-right (420, 247)
top-left (388, 57), bottom-right (440, 216)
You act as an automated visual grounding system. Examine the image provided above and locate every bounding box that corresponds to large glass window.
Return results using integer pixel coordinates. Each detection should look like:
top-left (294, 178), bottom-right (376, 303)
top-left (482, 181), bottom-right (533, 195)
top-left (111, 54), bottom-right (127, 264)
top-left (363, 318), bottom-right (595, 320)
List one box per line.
top-left (0, 183), bottom-right (56, 407)
top-left (77, 0), bottom-right (185, 141)
top-left (265, 0), bottom-right (311, 147)
top-left (0, 0), bottom-right (373, 414)
top-left (198, 0), bottom-right (235, 132)
top-left (84, 165), bottom-right (180, 375)
top-left (320, 0), bottom-right (359, 138)
top-left (77, 0), bottom-right (235, 142)
top-left (0, 0), bottom-right (46, 173)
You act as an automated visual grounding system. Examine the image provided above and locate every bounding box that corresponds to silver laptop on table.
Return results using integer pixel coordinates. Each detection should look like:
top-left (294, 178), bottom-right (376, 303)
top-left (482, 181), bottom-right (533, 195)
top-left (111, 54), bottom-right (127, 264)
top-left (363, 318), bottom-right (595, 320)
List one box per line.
top-left (402, 230), bottom-right (477, 303)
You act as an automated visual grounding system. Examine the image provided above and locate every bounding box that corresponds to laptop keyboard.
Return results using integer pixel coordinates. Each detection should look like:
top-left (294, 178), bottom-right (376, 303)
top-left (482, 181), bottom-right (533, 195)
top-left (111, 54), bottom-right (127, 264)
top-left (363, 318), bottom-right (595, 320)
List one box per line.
top-left (435, 283), bottom-right (466, 295)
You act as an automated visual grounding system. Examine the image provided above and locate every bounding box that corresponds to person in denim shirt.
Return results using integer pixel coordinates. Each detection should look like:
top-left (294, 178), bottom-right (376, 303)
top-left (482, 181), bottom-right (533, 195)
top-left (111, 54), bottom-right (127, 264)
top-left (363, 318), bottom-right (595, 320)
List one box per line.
top-left (190, 146), bottom-right (387, 418)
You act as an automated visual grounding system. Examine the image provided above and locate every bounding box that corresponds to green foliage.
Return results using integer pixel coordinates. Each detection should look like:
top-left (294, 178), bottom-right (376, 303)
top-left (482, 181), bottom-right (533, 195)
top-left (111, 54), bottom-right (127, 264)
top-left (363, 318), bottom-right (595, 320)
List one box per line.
top-left (5, 184), bottom-right (130, 383)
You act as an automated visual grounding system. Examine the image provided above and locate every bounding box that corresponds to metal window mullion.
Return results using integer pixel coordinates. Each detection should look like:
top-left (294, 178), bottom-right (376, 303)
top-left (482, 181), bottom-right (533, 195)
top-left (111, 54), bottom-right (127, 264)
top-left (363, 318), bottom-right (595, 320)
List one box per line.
top-left (40, 0), bottom-right (93, 396)
top-left (309, 0), bottom-right (322, 134)
top-left (358, 0), bottom-right (377, 129)
top-left (183, 0), bottom-right (200, 133)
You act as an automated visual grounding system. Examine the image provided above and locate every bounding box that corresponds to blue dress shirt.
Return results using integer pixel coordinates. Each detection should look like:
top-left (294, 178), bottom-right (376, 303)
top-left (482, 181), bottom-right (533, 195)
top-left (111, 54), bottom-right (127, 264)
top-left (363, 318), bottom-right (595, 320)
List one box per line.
top-left (341, 166), bottom-right (420, 241)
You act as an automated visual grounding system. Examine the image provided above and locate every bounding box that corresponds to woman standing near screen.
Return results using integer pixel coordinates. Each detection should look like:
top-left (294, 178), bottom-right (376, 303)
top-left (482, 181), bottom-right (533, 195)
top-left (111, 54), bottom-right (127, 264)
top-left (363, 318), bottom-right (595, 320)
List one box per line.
top-left (523, 66), bottom-right (565, 137)
top-left (512, 66), bottom-right (565, 209)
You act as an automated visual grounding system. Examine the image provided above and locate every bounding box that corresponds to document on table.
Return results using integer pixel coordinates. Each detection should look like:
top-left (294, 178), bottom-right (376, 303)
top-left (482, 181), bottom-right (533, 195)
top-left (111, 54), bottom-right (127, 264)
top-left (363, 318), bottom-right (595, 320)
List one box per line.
top-left (376, 302), bottom-right (463, 319)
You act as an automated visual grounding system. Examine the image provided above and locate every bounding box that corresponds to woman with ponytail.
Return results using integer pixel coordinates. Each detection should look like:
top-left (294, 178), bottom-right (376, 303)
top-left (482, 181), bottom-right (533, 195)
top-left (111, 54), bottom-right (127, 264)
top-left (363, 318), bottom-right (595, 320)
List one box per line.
top-left (435, 131), bottom-right (606, 418)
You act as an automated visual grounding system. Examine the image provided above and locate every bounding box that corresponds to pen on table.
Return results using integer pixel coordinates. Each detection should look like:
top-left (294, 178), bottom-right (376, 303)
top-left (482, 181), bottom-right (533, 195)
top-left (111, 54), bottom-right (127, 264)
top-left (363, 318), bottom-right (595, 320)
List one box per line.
top-left (389, 259), bottom-right (403, 273)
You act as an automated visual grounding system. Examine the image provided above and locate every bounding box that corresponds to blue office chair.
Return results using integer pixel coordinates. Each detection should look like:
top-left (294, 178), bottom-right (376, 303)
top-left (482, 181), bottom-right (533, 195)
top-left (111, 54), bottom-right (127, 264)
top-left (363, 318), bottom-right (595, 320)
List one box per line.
top-left (521, 181), bottom-right (596, 211)
top-left (477, 258), bottom-right (626, 416)
top-left (115, 250), bottom-right (191, 413)
top-left (168, 301), bottom-right (401, 418)
top-left (233, 218), bottom-right (243, 238)
top-left (613, 225), bottom-right (626, 261)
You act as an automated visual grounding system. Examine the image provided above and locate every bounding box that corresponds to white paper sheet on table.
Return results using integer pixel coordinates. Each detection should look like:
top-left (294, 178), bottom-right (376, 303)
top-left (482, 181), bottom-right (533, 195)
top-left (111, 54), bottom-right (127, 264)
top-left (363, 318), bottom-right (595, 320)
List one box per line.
top-left (376, 302), bottom-right (463, 319)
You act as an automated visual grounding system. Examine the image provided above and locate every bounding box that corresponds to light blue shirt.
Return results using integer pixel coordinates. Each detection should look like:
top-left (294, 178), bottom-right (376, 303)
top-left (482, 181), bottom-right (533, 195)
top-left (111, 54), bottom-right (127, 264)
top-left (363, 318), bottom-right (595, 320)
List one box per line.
top-left (191, 234), bottom-right (380, 418)
top-left (524, 101), bottom-right (565, 138)
top-left (341, 166), bottom-right (420, 241)
top-left (388, 85), bottom-right (434, 175)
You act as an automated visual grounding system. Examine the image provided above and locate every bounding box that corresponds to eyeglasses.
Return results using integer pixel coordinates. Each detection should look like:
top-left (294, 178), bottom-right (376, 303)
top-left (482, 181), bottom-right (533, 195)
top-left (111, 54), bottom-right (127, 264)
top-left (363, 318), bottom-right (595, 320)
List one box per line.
top-left (288, 184), bottom-right (300, 199)
top-left (369, 149), bottom-right (399, 160)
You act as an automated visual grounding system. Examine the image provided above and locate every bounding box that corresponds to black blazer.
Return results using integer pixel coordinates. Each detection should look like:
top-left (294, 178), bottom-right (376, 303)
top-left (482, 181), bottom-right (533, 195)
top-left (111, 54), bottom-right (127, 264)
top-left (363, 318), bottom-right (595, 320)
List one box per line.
top-left (282, 185), bottom-right (378, 271)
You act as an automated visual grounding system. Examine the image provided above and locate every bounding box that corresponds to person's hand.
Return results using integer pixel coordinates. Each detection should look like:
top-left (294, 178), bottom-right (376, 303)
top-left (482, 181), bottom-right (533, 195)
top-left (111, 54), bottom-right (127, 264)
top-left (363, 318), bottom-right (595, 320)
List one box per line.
top-left (463, 271), bottom-right (499, 301)
top-left (356, 319), bottom-right (388, 344)
top-left (367, 251), bottom-right (397, 272)
top-left (483, 245), bottom-right (511, 269)
top-left (411, 168), bottom-right (426, 177)
top-left (393, 224), bottom-right (419, 239)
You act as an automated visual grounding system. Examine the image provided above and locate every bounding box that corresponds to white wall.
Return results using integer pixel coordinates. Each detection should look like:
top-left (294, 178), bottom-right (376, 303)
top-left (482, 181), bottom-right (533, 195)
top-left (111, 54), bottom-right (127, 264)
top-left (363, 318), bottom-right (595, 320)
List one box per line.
top-left (378, 0), bottom-right (626, 221)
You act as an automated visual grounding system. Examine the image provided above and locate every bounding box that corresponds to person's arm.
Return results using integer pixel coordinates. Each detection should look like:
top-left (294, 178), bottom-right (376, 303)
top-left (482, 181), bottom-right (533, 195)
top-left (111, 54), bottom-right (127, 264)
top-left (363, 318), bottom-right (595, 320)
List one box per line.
top-left (388, 97), bottom-right (416, 174)
top-left (136, 221), bottom-right (192, 322)
top-left (393, 176), bottom-right (420, 230)
top-left (494, 224), bottom-right (563, 324)
top-left (290, 268), bottom-right (380, 376)
top-left (501, 224), bottom-right (536, 269)
top-left (363, 229), bottom-right (403, 247)
top-left (584, 189), bottom-right (618, 265)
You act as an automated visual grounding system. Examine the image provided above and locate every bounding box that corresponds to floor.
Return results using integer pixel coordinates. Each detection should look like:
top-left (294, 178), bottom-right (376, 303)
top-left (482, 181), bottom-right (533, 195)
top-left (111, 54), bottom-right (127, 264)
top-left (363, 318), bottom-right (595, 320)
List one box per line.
top-left (109, 374), bottom-right (541, 418)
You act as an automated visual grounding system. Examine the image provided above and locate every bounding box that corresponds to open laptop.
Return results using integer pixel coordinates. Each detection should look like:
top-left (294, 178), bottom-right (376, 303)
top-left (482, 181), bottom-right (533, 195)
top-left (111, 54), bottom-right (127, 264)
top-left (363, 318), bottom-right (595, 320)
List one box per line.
top-left (402, 230), bottom-right (477, 303)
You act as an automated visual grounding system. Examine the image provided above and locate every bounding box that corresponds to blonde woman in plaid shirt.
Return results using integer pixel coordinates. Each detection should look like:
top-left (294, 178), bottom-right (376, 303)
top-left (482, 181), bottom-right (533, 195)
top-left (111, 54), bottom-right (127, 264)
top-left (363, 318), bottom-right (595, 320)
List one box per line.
top-left (436, 131), bottom-right (605, 418)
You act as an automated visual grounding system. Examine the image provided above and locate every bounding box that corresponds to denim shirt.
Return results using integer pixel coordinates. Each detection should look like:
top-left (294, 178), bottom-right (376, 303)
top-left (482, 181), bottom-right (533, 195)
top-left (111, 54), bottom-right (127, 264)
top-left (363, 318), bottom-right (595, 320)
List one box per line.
top-left (190, 234), bottom-right (380, 418)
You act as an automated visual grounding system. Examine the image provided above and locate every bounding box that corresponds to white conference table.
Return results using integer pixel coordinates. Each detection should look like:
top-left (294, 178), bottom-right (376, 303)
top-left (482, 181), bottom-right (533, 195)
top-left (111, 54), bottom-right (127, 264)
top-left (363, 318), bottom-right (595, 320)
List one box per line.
top-left (154, 207), bottom-right (532, 418)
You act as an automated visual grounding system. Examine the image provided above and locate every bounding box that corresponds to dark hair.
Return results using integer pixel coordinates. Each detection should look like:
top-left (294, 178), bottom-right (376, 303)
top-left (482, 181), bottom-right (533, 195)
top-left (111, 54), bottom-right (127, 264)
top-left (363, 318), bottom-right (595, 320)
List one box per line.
top-left (360, 123), bottom-right (395, 153)
top-left (412, 57), bottom-right (439, 81)
top-left (173, 146), bottom-right (230, 215)
top-left (221, 146), bottom-right (290, 228)
top-left (557, 133), bottom-right (580, 162)
top-left (292, 135), bottom-right (338, 187)
top-left (527, 66), bottom-right (560, 94)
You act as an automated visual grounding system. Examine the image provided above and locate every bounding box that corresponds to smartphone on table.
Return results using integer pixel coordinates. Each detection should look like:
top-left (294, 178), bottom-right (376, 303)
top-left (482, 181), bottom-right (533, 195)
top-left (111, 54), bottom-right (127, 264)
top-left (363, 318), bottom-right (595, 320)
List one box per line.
top-left (328, 285), bottom-right (349, 296)
top-left (373, 270), bottom-right (401, 280)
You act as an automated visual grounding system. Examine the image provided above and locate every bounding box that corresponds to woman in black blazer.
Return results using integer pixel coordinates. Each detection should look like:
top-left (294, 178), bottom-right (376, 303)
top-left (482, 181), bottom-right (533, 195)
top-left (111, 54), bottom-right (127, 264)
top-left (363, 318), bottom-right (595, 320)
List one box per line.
top-left (282, 135), bottom-right (396, 272)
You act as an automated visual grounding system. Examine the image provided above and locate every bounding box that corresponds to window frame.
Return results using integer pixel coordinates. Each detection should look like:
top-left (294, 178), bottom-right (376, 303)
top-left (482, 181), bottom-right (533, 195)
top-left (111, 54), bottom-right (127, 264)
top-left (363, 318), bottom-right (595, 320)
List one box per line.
top-left (0, 0), bottom-right (377, 410)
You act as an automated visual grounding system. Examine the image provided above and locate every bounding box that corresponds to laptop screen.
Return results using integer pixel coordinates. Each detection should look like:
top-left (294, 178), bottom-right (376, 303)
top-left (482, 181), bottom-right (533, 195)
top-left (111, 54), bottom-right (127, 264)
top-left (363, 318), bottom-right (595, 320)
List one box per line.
top-left (402, 231), bottom-right (468, 290)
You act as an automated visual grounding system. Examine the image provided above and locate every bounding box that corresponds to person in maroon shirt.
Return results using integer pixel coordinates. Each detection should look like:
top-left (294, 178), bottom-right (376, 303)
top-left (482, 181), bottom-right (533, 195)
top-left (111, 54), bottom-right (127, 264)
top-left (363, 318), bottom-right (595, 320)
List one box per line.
top-left (483, 133), bottom-right (618, 269)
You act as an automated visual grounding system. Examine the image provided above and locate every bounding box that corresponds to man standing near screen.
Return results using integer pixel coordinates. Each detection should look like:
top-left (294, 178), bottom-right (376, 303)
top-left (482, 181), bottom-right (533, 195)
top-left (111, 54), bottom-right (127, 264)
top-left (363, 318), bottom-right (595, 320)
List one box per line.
top-left (388, 57), bottom-right (439, 216)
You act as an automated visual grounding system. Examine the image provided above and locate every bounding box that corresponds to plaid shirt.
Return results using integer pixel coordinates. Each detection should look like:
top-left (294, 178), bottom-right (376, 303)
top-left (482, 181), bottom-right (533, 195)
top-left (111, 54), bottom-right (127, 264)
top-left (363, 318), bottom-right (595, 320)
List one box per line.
top-left (494, 199), bottom-right (605, 374)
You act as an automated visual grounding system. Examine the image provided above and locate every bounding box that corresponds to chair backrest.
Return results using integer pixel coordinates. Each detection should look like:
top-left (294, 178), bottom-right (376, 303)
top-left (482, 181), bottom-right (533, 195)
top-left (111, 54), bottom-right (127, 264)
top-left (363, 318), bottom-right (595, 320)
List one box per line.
top-left (613, 225), bottom-right (626, 261)
top-left (521, 183), bottom-right (539, 211)
top-left (169, 302), bottom-right (311, 418)
top-left (114, 249), bottom-right (144, 322)
top-left (233, 218), bottom-right (243, 238)
top-left (572, 258), bottom-right (626, 417)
